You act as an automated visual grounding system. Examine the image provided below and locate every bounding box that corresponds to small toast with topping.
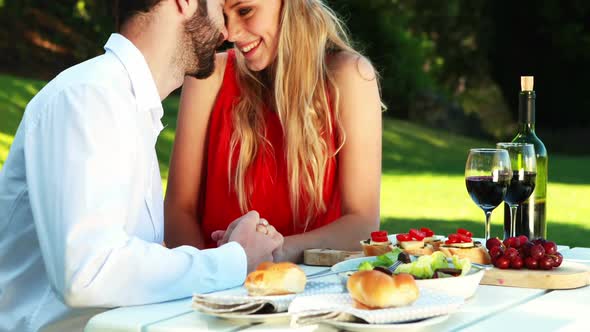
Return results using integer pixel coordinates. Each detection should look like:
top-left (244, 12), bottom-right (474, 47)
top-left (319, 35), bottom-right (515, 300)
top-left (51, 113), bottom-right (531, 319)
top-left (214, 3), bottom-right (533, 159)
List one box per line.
top-left (437, 228), bottom-right (491, 265)
top-left (394, 228), bottom-right (439, 256)
top-left (361, 231), bottom-right (393, 257)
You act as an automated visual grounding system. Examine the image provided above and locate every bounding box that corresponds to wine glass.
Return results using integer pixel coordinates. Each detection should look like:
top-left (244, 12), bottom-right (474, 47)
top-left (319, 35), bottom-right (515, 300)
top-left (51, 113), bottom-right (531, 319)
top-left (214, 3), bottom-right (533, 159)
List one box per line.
top-left (465, 149), bottom-right (512, 241)
top-left (496, 143), bottom-right (537, 239)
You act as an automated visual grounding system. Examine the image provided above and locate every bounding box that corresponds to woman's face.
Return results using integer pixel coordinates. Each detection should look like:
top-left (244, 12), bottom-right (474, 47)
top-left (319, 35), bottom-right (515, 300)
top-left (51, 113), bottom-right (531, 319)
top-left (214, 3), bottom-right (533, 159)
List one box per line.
top-left (224, 0), bottom-right (282, 72)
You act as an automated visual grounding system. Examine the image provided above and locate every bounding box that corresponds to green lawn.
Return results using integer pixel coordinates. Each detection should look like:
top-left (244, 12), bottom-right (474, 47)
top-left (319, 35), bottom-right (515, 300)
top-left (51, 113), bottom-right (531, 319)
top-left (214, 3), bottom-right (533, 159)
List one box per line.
top-left (1, 73), bottom-right (589, 247)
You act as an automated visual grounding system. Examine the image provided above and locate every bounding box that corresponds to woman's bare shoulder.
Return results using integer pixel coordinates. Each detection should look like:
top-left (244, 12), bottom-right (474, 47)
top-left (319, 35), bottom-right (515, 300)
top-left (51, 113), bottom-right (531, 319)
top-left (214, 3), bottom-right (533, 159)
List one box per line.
top-left (327, 51), bottom-right (377, 83)
top-left (214, 52), bottom-right (229, 81)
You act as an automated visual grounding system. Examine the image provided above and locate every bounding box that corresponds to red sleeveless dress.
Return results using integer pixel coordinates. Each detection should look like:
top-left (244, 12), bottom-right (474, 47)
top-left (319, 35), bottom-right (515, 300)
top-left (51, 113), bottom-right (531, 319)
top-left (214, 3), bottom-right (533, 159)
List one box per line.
top-left (199, 50), bottom-right (342, 248)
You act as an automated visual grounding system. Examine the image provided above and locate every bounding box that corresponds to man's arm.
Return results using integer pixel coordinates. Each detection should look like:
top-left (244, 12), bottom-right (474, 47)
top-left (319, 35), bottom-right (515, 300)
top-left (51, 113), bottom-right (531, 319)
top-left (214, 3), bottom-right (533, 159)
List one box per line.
top-left (24, 84), bottom-right (247, 308)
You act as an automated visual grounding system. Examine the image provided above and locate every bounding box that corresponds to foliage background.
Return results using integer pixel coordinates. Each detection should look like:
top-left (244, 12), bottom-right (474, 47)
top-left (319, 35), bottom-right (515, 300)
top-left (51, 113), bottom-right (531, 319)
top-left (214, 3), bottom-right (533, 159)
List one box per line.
top-left (0, 1), bottom-right (589, 245)
top-left (1, 0), bottom-right (589, 151)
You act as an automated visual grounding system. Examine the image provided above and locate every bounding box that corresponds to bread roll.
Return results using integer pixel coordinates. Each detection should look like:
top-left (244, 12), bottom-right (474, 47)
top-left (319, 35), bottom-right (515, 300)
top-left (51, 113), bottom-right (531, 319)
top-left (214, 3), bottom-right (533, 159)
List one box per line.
top-left (244, 262), bottom-right (307, 296)
top-left (347, 271), bottom-right (419, 309)
top-left (437, 243), bottom-right (491, 265)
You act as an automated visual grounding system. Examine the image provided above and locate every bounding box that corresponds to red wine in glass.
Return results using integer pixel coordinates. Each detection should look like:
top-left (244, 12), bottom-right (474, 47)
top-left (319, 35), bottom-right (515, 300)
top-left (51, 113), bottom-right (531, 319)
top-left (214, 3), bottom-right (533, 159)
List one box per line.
top-left (496, 143), bottom-right (537, 239)
top-left (504, 171), bottom-right (536, 205)
top-left (466, 174), bottom-right (512, 212)
top-left (465, 148), bottom-right (512, 240)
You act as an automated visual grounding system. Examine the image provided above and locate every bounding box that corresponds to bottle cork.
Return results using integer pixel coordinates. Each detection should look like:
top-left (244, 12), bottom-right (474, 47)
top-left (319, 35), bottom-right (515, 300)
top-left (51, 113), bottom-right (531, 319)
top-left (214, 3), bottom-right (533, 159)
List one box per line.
top-left (521, 76), bottom-right (534, 91)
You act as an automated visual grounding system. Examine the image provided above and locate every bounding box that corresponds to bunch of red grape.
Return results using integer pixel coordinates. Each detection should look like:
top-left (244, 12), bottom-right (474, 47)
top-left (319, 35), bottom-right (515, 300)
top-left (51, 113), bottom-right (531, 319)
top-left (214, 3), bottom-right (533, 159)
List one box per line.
top-left (486, 236), bottom-right (563, 270)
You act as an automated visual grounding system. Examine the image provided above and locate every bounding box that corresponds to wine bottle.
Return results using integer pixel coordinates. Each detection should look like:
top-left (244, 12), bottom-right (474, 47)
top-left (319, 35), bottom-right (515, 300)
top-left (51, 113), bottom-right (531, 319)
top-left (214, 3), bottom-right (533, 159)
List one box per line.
top-left (503, 76), bottom-right (548, 240)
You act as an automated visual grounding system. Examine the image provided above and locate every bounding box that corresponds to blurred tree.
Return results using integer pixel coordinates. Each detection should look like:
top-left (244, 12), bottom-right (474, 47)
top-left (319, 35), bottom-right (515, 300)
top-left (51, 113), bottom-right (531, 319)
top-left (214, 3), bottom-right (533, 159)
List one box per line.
top-left (327, 0), bottom-right (437, 118)
top-left (489, 0), bottom-right (590, 130)
top-left (328, 0), bottom-right (510, 139)
top-left (0, 0), bottom-right (588, 150)
top-left (0, 0), bottom-right (113, 79)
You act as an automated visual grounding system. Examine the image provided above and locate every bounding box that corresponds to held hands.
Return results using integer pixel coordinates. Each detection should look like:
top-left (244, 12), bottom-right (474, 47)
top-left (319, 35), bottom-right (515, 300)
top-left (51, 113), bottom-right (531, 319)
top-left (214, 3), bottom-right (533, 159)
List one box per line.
top-left (214, 211), bottom-right (284, 272)
top-left (211, 211), bottom-right (281, 246)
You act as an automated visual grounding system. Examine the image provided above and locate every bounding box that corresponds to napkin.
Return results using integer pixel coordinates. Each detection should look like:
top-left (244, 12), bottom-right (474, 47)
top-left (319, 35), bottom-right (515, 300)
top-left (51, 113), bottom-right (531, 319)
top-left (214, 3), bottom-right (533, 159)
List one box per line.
top-left (192, 293), bottom-right (294, 315)
top-left (192, 280), bottom-right (344, 315)
top-left (288, 289), bottom-right (463, 326)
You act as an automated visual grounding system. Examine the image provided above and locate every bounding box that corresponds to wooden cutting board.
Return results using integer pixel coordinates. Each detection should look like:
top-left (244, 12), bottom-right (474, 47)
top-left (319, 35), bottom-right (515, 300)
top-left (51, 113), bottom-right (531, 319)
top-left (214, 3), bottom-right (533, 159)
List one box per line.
top-left (481, 261), bottom-right (590, 289)
top-left (303, 249), bottom-right (363, 266)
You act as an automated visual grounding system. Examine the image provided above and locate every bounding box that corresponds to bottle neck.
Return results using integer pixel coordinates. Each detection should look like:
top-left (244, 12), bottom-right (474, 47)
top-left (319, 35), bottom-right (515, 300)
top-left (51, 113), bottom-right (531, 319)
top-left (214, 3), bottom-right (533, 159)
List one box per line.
top-left (518, 91), bottom-right (536, 133)
top-left (519, 122), bottom-right (535, 133)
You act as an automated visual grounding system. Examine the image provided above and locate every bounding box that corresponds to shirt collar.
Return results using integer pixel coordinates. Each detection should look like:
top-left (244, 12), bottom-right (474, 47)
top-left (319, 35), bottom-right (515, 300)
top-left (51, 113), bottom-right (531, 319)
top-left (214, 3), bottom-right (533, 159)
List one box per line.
top-left (104, 33), bottom-right (164, 134)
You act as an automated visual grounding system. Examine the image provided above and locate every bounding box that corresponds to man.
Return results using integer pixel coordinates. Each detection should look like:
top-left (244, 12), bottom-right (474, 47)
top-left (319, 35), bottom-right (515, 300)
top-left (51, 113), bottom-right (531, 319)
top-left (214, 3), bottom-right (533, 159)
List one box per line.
top-left (0, 1), bottom-right (282, 331)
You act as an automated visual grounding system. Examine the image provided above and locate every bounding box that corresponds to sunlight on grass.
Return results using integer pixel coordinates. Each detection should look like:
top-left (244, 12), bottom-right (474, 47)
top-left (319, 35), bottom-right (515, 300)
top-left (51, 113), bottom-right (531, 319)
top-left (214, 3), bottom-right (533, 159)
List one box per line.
top-left (0, 132), bottom-right (14, 164)
top-left (381, 174), bottom-right (590, 231)
top-left (380, 166), bottom-right (590, 247)
top-left (548, 183), bottom-right (590, 226)
top-left (24, 83), bottom-right (41, 96)
top-left (381, 174), bottom-right (475, 222)
top-left (157, 128), bottom-right (176, 179)
top-left (159, 128), bottom-right (176, 141)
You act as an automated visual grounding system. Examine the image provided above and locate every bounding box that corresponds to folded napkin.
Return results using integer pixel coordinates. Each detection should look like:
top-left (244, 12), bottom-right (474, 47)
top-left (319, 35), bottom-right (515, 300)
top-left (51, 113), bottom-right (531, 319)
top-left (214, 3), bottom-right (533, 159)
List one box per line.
top-left (193, 293), bottom-right (294, 315)
top-left (288, 289), bottom-right (463, 326)
top-left (192, 280), bottom-right (344, 315)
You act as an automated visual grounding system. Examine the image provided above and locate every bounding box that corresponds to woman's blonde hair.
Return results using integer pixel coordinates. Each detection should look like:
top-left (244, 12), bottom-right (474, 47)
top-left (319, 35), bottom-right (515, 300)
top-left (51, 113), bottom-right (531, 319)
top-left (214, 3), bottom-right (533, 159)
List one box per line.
top-left (229, 0), bottom-right (363, 231)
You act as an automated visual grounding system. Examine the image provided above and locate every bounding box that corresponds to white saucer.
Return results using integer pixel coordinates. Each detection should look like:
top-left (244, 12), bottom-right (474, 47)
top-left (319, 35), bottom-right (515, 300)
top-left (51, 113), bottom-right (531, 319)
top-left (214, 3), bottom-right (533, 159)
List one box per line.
top-left (323, 314), bottom-right (449, 331)
top-left (200, 311), bottom-right (291, 323)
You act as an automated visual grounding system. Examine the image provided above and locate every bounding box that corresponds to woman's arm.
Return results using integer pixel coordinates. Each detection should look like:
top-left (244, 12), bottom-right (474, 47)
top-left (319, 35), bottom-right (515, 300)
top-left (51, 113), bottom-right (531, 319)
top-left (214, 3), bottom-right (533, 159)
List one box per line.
top-left (164, 53), bottom-right (228, 249)
top-left (276, 52), bottom-right (383, 262)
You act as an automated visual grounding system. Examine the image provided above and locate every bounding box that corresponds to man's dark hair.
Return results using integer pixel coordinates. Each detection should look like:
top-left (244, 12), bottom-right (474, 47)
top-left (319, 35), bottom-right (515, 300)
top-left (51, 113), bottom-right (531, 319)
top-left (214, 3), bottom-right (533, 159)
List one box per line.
top-left (115, 0), bottom-right (208, 31)
top-left (115, 0), bottom-right (167, 31)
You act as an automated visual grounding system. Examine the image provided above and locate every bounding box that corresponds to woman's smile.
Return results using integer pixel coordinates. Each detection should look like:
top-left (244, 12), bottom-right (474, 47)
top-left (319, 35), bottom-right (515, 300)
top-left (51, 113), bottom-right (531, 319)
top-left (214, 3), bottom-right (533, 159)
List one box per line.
top-left (224, 0), bottom-right (281, 71)
top-left (238, 39), bottom-right (262, 58)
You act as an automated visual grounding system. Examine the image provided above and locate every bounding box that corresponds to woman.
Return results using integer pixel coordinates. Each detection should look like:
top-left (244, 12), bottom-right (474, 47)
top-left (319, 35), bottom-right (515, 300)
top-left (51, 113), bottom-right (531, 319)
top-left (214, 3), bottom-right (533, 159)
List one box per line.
top-left (164, 0), bottom-right (382, 262)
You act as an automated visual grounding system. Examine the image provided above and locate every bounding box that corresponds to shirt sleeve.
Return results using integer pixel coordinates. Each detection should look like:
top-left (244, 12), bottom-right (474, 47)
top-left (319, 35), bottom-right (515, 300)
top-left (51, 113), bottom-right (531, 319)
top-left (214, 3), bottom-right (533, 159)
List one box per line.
top-left (23, 84), bottom-right (247, 308)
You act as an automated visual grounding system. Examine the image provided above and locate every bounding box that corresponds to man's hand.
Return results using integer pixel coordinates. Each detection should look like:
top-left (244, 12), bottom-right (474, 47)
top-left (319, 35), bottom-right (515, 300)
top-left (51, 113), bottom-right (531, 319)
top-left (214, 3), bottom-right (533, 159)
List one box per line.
top-left (221, 211), bottom-right (284, 272)
top-left (210, 215), bottom-right (252, 247)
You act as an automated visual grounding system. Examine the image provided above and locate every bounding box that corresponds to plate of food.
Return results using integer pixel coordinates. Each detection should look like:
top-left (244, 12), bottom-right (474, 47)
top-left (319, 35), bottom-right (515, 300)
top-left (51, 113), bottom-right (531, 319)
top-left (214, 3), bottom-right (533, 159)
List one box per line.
top-left (289, 270), bottom-right (462, 328)
top-left (193, 262), bottom-right (344, 322)
top-left (332, 247), bottom-right (485, 299)
top-left (192, 262), bottom-right (306, 319)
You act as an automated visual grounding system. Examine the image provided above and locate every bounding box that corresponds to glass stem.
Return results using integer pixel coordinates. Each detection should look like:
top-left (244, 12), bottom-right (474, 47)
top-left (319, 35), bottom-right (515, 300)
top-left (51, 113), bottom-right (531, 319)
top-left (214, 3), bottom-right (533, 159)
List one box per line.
top-left (484, 211), bottom-right (492, 241)
top-left (509, 205), bottom-right (518, 238)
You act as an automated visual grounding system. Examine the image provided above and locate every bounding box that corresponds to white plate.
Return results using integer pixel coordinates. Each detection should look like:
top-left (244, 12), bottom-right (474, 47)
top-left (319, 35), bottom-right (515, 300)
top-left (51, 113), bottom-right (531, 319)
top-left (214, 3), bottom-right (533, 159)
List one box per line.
top-left (332, 256), bottom-right (484, 299)
top-left (199, 311), bottom-right (291, 323)
top-left (332, 256), bottom-right (380, 273)
top-left (323, 314), bottom-right (449, 331)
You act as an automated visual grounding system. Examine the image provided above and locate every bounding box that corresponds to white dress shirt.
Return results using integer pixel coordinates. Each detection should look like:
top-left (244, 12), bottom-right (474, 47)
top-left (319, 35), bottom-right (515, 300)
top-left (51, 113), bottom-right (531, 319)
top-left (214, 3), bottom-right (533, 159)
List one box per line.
top-left (0, 34), bottom-right (247, 332)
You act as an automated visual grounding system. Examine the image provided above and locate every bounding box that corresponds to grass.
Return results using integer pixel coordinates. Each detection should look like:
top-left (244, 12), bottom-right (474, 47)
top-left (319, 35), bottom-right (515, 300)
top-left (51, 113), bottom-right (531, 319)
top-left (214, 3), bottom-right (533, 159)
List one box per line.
top-left (379, 121), bottom-right (590, 247)
top-left (0, 74), bottom-right (46, 164)
top-left (1, 73), bottom-right (589, 247)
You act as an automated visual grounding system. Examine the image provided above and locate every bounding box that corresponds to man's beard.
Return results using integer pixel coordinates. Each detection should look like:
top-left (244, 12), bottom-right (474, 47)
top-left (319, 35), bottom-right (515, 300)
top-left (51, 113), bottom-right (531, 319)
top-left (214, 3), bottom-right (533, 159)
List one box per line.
top-left (181, 4), bottom-right (224, 79)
